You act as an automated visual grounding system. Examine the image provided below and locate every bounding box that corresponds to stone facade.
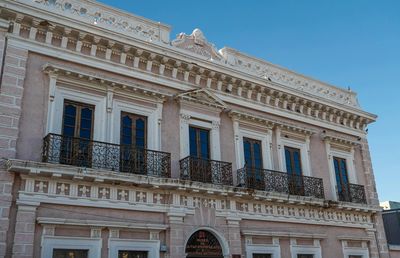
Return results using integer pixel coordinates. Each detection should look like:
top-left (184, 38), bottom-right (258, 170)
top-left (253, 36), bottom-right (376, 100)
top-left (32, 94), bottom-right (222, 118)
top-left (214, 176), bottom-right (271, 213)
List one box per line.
top-left (0, 0), bottom-right (391, 257)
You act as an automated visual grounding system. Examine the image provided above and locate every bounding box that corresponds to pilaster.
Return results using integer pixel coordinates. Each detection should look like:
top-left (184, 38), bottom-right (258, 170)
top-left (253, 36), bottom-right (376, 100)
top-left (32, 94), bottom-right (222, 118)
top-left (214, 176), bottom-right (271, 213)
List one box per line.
top-left (226, 217), bottom-right (242, 256)
top-left (12, 202), bottom-right (39, 258)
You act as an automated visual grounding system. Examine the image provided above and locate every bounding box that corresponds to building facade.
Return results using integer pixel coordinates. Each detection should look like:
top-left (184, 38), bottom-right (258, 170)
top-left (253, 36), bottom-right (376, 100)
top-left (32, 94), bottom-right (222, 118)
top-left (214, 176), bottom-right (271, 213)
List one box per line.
top-left (0, 0), bottom-right (391, 257)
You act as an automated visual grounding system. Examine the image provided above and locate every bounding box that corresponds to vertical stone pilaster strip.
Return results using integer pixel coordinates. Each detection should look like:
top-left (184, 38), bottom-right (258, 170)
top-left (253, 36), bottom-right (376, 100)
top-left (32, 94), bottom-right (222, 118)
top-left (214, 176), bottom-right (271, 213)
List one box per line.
top-left (167, 213), bottom-right (185, 258)
top-left (360, 138), bottom-right (389, 258)
top-left (226, 217), bottom-right (242, 256)
top-left (12, 202), bottom-right (38, 258)
top-left (0, 32), bottom-right (29, 257)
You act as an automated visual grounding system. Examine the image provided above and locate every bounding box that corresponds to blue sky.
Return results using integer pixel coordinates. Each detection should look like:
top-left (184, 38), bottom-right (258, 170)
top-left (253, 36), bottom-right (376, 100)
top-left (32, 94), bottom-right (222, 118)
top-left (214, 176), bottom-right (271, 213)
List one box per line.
top-left (99, 0), bottom-right (400, 201)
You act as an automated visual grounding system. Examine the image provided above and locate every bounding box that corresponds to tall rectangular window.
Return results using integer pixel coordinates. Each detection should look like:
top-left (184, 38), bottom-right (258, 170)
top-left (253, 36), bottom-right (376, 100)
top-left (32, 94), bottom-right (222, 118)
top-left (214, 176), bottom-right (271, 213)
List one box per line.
top-left (60, 100), bottom-right (94, 167)
top-left (243, 138), bottom-right (263, 169)
top-left (243, 138), bottom-right (264, 189)
top-left (333, 156), bottom-right (350, 201)
top-left (284, 146), bottom-right (304, 195)
top-left (120, 112), bottom-right (147, 173)
top-left (189, 126), bottom-right (210, 159)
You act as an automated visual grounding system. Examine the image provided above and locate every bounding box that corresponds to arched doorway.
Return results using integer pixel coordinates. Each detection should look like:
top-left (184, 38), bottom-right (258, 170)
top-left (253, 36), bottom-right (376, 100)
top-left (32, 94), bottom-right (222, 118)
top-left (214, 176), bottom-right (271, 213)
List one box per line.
top-left (185, 230), bottom-right (224, 258)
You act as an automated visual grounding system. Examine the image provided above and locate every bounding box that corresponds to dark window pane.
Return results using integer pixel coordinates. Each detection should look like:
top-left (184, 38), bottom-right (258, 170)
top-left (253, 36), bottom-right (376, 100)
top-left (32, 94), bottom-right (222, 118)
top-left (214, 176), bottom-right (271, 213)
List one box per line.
top-left (53, 249), bottom-right (88, 258)
top-left (293, 150), bottom-right (302, 175)
top-left (118, 250), bottom-right (148, 258)
top-left (79, 129), bottom-right (91, 139)
top-left (243, 138), bottom-right (263, 169)
top-left (297, 255), bottom-right (314, 258)
top-left (285, 148), bottom-right (292, 173)
top-left (136, 118), bottom-right (145, 129)
top-left (253, 254), bottom-right (272, 258)
top-left (285, 147), bottom-right (302, 176)
top-left (65, 105), bottom-right (76, 116)
top-left (81, 108), bottom-right (92, 119)
top-left (122, 116), bottom-right (132, 126)
top-left (189, 126), bottom-right (210, 159)
top-left (63, 126), bottom-right (75, 137)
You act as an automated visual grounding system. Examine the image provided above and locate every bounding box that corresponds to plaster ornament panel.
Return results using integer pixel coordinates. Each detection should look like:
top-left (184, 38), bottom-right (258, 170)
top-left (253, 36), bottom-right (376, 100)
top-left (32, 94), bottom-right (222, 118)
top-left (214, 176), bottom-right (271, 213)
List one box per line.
top-left (172, 29), bottom-right (224, 61)
top-left (175, 88), bottom-right (228, 110)
top-left (21, 0), bottom-right (170, 43)
top-left (56, 182), bottom-right (70, 195)
top-left (220, 47), bottom-right (360, 108)
top-left (35, 180), bottom-right (48, 193)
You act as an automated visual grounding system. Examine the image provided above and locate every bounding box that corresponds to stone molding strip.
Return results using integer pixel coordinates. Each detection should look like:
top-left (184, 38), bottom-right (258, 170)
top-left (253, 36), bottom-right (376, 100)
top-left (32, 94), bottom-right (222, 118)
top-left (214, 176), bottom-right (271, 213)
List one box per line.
top-left (37, 217), bottom-right (168, 230)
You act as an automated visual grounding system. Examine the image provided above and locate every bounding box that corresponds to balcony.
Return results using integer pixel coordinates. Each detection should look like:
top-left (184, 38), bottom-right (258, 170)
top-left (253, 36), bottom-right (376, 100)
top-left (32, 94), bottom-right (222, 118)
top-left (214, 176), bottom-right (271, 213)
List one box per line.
top-left (42, 133), bottom-right (171, 178)
top-left (179, 156), bottom-right (233, 185)
top-left (338, 183), bottom-right (367, 204)
top-left (237, 167), bottom-right (325, 199)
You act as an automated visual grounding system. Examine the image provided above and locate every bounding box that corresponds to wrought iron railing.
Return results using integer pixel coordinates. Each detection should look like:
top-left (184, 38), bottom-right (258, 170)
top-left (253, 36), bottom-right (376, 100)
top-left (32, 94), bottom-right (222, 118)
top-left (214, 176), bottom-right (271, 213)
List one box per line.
top-left (179, 156), bottom-right (233, 185)
top-left (237, 167), bottom-right (325, 199)
top-left (42, 133), bottom-right (171, 178)
top-left (338, 183), bottom-right (367, 204)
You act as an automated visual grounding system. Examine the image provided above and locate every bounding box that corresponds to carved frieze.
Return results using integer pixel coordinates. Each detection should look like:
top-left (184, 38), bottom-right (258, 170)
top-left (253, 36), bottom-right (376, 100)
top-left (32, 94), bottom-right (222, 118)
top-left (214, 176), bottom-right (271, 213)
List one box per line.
top-left (17, 0), bottom-right (170, 43)
top-left (21, 175), bottom-right (374, 229)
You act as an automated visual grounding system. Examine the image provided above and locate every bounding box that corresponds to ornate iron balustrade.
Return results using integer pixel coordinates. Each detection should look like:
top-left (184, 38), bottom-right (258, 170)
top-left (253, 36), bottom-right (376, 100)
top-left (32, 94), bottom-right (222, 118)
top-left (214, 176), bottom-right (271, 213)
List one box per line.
top-left (338, 183), bottom-right (367, 204)
top-left (179, 156), bottom-right (233, 185)
top-left (42, 133), bottom-right (171, 178)
top-left (237, 167), bottom-right (325, 199)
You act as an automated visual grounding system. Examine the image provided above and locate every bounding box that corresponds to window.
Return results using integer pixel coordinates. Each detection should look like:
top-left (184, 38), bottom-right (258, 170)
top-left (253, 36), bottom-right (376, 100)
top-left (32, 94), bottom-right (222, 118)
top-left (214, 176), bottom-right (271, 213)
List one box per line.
top-left (297, 254), bottom-right (314, 258)
top-left (349, 256), bottom-right (363, 258)
top-left (61, 100), bottom-right (95, 167)
top-left (244, 138), bottom-right (264, 189)
top-left (53, 249), bottom-right (89, 258)
top-left (118, 251), bottom-right (148, 258)
top-left (120, 112), bottom-right (147, 148)
top-left (189, 126), bottom-right (210, 159)
top-left (120, 112), bottom-right (147, 173)
top-left (284, 146), bottom-right (304, 195)
top-left (333, 156), bottom-right (350, 202)
top-left (244, 138), bottom-right (263, 169)
top-left (297, 255), bottom-right (314, 258)
top-left (253, 254), bottom-right (272, 258)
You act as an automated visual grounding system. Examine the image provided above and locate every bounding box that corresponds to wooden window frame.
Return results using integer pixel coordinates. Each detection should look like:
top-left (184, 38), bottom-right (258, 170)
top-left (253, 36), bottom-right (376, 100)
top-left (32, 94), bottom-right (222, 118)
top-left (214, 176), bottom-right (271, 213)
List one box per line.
top-left (189, 125), bottom-right (211, 159)
top-left (62, 99), bottom-right (95, 139)
top-left (284, 146), bottom-right (303, 175)
top-left (243, 137), bottom-right (263, 169)
top-left (120, 111), bottom-right (148, 148)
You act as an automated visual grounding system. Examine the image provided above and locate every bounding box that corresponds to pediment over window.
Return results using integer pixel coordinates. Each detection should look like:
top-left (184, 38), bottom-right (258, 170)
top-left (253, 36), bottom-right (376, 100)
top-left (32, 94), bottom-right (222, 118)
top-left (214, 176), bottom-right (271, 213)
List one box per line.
top-left (172, 28), bottom-right (224, 61)
top-left (175, 88), bottom-right (228, 110)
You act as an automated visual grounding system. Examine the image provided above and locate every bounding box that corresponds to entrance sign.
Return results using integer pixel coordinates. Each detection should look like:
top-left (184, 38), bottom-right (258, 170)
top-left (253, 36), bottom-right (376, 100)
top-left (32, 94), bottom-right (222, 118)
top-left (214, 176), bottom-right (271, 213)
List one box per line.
top-left (186, 230), bottom-right (223, 257)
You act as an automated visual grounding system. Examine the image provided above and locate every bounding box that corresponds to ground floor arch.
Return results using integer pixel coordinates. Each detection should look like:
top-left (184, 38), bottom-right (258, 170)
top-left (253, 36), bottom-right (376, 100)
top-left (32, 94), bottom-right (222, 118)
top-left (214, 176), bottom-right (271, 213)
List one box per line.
top-left (185, 227), bottom-right (230, 258)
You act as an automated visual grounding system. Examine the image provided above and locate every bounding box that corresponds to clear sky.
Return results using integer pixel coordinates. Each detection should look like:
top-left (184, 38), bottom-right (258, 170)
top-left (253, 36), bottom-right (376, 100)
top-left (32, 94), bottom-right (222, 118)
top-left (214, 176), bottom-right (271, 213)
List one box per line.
top-left (98, 0), bottom-right (400, 201)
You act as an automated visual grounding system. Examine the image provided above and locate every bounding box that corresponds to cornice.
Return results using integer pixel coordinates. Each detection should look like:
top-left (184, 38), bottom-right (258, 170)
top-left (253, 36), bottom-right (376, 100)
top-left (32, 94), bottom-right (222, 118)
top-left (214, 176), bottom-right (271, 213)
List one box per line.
top-left (241, 230), bottom-right (327, 239)
top-left (42, 63), bottom-right (171, 102)
top-left (0, 7), bottom-right (376, 137)
top-left (229, 110), bottom-right (315, 136)
top-left (322, 132), bottom-right (361, 147)
top-left (37, 217), bottom-right (168, 230)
